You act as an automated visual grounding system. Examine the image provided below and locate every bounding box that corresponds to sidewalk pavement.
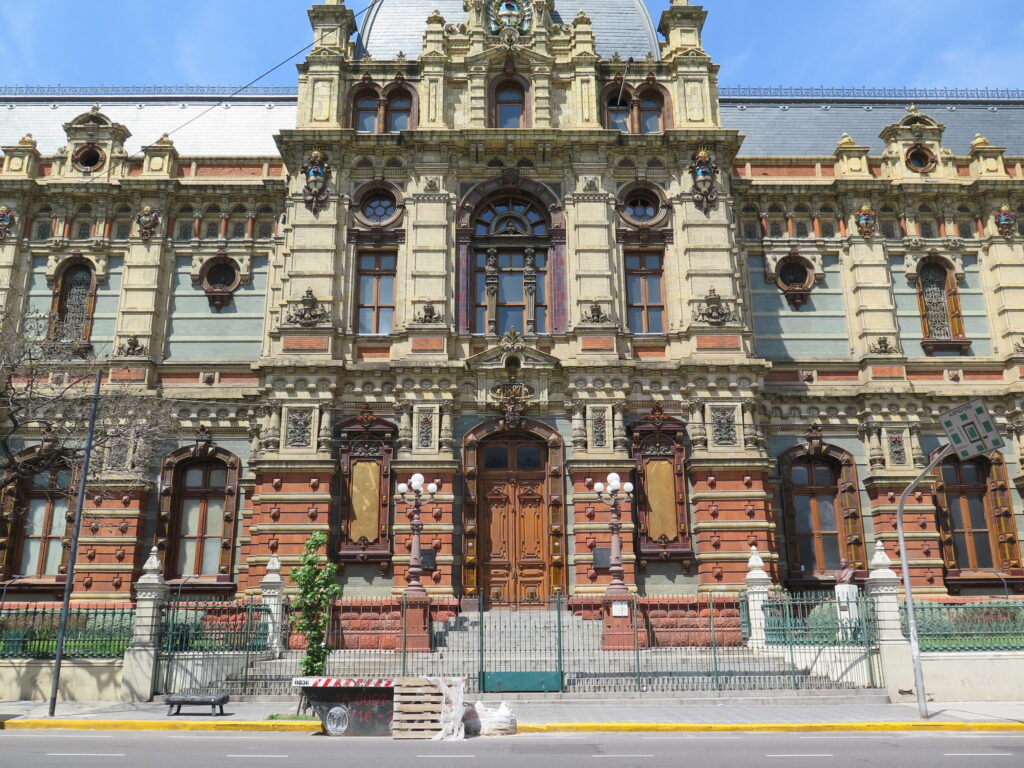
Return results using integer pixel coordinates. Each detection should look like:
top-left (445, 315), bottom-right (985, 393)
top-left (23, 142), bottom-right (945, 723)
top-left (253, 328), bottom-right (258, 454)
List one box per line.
top-left (3, 698), bottom-right (1024, 732)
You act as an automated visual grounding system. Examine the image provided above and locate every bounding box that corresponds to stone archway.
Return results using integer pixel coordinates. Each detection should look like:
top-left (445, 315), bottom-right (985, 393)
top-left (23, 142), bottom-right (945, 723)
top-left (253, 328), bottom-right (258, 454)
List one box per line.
top-left (462, 417), bottom-right (565, 606)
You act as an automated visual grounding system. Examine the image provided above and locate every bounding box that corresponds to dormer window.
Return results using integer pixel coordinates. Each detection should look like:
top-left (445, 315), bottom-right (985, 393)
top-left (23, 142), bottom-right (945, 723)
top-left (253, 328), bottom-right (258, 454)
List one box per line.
top-left (72, 144), bottom-right (105, 173)
top-left (906, 144), bottom-right (937, 173)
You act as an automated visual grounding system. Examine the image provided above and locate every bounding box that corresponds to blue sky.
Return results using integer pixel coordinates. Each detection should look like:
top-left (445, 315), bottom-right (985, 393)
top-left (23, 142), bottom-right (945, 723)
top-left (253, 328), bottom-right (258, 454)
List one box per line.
top-left (2, 1), bottom-right (1022, 89)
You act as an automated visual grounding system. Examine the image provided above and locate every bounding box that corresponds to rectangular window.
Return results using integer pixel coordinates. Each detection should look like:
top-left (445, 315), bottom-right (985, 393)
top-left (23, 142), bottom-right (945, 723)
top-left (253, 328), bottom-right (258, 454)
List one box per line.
top-left (356, 252), bottom-right (397, 335)
top-left (473, 250), bottom-right (548, 334)
top-left (175, 221), bottom-right (193, 242)
top-left (204, 221), bottom-right (220, 239)
top-left (34, 221), bottom-right (52, 241)
top-left (230, 221), bottom-right (246, 239)
top-left (625, 251), bottom-right (665, 334)
top-left (115, 222), bottom-right (132, 240)
top-left (257, 222), bottom-right (274, 239)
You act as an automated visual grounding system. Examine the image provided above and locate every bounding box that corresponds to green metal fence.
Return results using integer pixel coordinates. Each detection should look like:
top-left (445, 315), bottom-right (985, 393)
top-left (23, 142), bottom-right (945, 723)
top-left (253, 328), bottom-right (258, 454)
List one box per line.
top-left (901, 600), bottom-right (1024, 652)
top-left (764, 591), bottom-right (877, 648)
top-left (156, 598), bottom-right (272, 695)
top-left (0, 603), bottom-right (134, 659)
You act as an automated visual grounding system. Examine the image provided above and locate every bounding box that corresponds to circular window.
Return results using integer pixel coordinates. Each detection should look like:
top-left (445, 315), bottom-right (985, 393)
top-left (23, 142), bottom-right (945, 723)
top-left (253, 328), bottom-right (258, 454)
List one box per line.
top-left (624, 194), bottom-right (659, 223)
top-left (207, 264), bottom-right (237, 289)
top-left (905, 145), bottom-right (937, 173)
top-left (72, 144), bottom-right (105, 172)
top-left (356, 188), bottom-right (402, 226)
top-left (778, 261), bottom-right (810, 288)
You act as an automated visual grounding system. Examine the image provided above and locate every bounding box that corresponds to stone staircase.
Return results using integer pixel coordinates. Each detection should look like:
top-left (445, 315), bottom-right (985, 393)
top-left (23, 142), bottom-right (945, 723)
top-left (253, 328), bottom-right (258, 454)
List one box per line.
top-left (189, 607), bottom-right (882, 699)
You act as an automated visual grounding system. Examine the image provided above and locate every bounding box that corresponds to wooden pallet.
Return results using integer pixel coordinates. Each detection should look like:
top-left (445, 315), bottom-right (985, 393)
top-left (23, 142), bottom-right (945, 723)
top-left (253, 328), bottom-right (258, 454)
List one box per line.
top-left (391, 677), bottom-right (461, 740)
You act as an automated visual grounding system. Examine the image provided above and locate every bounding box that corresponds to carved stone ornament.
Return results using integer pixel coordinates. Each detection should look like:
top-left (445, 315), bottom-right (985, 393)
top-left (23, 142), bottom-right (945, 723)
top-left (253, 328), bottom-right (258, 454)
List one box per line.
top-left (301, 150), bottom-right (331, 214)
top-left (116, 336), bottom-right (148, 357)
top-left (868, 336), bottom-right (899, 355)
top-left (490, 380), bottom-right (535, 429)
top-left (286, 408), bottom-right (313, 448)
top-left (688, 148), bottom-right (720, 215)
top-left (856, 204), bottom-right (878, 238)
top-left (284, 288), bottom-right (330, 327)
top-left (0, 205), bottom-right (15, 240)
top-left (498, 326), bottom-right (527, 352)
top-left (692, 288), bottom-right (737, 326)
top-left (581, 302), bottom-right (610, 324)
top-left (134, 205), bottom-right (160, 241)
top-left (804, 424), bottom-right (825, 454)
top-left (888, 431), bottom-right (907, 465)
top-left (710, 406), bottom-right (737, 446)
top-left (424, 177), bottom-right (440, 193)
top-left (997, 205), bottom-right (1017, 238)
top-left (414, 302), bottom-right (444, 324)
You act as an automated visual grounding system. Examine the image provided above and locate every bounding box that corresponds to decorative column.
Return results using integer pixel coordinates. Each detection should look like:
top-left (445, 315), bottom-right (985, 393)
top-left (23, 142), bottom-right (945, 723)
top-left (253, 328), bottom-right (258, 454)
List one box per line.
top-left (396, 403), bottom-right (413, 454)
top-left (120, 548), bottom-right (167, 702)
top-left (569, 400), bottom-right (587, 452)
top-left (744, 546), bottom-right (772, 648)
top-left (260, 555), bottom-right (284, 656)
top-left (439, 403), bottom-right (454, 455)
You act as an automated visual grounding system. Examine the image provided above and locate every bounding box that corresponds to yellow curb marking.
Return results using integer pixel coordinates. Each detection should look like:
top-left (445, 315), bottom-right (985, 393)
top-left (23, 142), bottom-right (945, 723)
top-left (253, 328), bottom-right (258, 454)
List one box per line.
top-left (1, 720), bottom-right (321, 733)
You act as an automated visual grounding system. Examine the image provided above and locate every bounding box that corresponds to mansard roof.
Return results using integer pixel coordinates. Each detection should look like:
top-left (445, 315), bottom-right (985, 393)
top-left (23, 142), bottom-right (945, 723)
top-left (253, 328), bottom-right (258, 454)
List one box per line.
top-left (3, 87), bottom-right (1024, 158)
top-left (357, 0), bottom-right (661, 61)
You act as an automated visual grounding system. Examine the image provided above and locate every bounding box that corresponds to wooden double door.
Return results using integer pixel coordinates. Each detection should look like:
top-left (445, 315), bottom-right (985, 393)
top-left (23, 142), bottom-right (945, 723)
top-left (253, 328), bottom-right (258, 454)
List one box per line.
top-left (479, 438), bottom-right (554, 607)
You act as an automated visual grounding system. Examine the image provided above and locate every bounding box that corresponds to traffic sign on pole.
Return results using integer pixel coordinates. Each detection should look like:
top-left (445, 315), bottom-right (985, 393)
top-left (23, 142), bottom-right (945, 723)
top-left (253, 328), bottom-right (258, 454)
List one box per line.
top-left (940, 399), bottom-right (1004, 461)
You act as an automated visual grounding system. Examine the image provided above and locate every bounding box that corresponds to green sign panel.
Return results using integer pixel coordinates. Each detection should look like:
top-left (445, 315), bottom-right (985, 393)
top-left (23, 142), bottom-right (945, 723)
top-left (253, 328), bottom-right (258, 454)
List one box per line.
top-left (481, 671), bottom-right (563, 693)
top-left (940, 399), bottom-right (1005, 461)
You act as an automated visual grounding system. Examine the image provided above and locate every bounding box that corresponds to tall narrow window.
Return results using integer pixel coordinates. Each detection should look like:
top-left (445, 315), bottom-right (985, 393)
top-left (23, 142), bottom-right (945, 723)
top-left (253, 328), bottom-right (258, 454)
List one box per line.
top-left (495, 82), bottom-right (525, 129)
top-left (355, 94), bottom-right (378, 133)
top-left (625, 251), bottom-right (664, 334)
top-left (938, 458), bottom-right (994, 571)
top-left (779, 440), bottom-right (866, 584)
top-left (788, 458), bottom-right (841, 574)
top-left (385, 91), bottom-right (412, 132)
top-left (917, 260), bottom-right (970, 354)
top-left (18, 467), bottom-right (73, 578)
top-left (54, 264), bottom-right (95, 344)
top-left (471, 193), bottom-right (550, 335)
top-left (173, 462), bottom-right (230, 578)
top-left (638, 93), bottom-right (663, 134)
top-left (357, 252), bottom-right (396, 335)
top-left (608, 95), bottom-right (630, 133)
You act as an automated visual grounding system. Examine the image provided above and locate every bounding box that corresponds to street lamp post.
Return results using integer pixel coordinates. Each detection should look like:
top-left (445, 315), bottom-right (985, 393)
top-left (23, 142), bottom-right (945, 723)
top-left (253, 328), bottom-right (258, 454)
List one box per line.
top-left (395, 473), bottom-right (439, 598)
top-left (594, 472), bottom-right (634, 597)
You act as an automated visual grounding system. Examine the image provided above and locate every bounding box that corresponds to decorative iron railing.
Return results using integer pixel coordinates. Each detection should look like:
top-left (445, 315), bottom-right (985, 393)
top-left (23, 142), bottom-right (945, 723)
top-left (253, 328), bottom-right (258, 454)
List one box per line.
top-left (0, 603), bottom-right (134, 659)
top-left (720, 86), bottom-right (1024, 101)
top-left (901, 600), bottom-right (1024, 652)
top-left (763, 590), bottom-right (878, 648)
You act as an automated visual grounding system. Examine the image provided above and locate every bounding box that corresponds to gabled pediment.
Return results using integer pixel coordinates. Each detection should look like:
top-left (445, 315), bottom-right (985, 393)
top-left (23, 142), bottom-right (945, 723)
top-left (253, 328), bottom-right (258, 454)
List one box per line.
top-left (465, 328), bottom-right (560, 372)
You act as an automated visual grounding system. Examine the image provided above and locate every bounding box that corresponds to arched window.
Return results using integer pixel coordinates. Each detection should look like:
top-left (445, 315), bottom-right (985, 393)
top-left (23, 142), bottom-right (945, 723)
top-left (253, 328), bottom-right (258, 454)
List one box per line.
top-left (174, 206), bottom-right (195, 242)
top-left (917, 260), bottom-right (970, 355)
top-left (957, 206), bottom-right (976, 239)
top-left (638, 92), bottom-right (664, 134)
top-left (228, 205), bottom-right (248, 240)
top-left (170, 461), bottom-right (231, 579)
top-left (819, 205), bottom-right (836, 238)
top-left (203, 206), bottom-right (221, 240)
top-left (880, 206), bottom-right (899, 240)
top-left (741, 205), bottom-right (760, 240)
top-left (385, 90), bottom-right (412, 132)
top-left (33, 207), bottom-right (53, 241)
top-left (780, 439), bottom-right (865, 583)
top-left (354, 93), bottom-right (379, 133)
top-left (52, 262), bottom-right (96, 345)
top-left (494, 82), bottom-right (525, 129)
top-left (113, 205), bottom-right (133, 240)
top-left (255, 205), bottom-right (276, 240)
top-left (12, 466), bottom-right (74, 578)
top-left (472, 193), bottom-right (550, 334)
top-left (607, 94), bottom-right (630, 133)
top-left (935, 456), bottom-right (1021, 578)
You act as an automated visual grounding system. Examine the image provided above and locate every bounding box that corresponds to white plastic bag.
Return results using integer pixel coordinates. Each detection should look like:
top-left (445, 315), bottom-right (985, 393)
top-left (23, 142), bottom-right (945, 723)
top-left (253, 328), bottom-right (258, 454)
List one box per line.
top-left (463, 701), bottom-right (517, 737)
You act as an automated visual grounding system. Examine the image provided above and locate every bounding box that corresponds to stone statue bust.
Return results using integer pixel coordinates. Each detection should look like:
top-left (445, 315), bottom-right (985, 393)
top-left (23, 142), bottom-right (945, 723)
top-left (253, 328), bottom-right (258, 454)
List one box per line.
top-left (834, 559), bottom-right (856, 584)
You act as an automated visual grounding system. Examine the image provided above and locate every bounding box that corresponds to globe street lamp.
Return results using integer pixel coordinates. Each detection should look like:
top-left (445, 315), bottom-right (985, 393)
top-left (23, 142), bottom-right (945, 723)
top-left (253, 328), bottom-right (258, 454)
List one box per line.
top-left (594, 472), bottom-right (634, 597)
top-left (395, 473), bottom-right (439, 598)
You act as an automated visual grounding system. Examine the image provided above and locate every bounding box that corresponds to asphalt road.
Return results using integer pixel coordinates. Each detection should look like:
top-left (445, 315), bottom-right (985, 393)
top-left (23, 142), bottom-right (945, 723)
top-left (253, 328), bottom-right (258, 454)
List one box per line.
top-left (2, 731), bottom-right (1023, 767)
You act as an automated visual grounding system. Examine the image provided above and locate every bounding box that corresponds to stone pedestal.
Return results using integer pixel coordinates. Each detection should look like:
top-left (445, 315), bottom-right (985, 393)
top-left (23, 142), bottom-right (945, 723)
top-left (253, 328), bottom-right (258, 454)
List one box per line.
top-left (601, 597), bottom-right (648, 651)
top-left (865, 541), bottom-right (916, 701)
top-left (743, 546), bottom-right (772, 648)
top-left (120, 548), bottom-right (167, 702)
top-left (260, 556), bottom-right (285, 655)
top-left (402, 597), bottom-right (432, 653)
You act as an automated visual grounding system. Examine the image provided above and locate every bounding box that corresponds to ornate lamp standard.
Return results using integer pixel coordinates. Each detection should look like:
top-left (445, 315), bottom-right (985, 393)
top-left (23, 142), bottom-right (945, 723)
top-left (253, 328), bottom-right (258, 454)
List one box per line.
top-left (593, 472), bottom-right (634, 597)
top-left (395, 473), bottom-right (439, 598)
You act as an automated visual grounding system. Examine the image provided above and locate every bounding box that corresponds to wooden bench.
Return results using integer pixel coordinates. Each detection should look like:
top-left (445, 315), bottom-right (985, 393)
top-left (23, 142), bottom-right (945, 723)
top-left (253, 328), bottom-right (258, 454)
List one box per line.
top-left (164, 693), bottom-right (230, 717)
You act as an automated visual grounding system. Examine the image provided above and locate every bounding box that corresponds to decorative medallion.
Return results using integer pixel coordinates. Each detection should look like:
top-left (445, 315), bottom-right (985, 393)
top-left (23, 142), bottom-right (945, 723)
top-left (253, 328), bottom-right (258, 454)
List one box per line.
top-left (115, 336), bottom-right (148, 357)
top-left (414, 302), bottom-right (444, 324)
top-left (997, 205), bottom-right (1017, 238)
top-left (490, 380), bottom-right (535, 429)
top-left (581, 302), bottom-right (610, 324)
top-left (301, 150), bottom-right (331, 214)
top-left (692, 288), bottom-right (737, 326)
top-left (134, 205), bottom-right (160, 241)
top-left (284, 288), bottom-right (330, 327)
top-left (487, 0), bottom-right (532, 34)
top-left (0, 205), bottom-right (15, 240)
top-left (688, 148), bottom-right (719, 215)
top-left (868, 336), bottom-right (899, 355)
top-left (856, 204), bottom-right (877, 238)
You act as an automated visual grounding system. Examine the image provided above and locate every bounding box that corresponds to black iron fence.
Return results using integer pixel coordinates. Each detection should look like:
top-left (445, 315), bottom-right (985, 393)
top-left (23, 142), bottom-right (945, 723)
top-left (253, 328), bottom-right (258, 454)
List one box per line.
top-left (0, 603), bottom-right (134, 659)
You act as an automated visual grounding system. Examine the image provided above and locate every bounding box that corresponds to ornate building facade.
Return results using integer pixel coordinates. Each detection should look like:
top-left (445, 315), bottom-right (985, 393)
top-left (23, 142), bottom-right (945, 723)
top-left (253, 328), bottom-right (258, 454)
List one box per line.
top-left (1, 0), bottom-right (1024, 605)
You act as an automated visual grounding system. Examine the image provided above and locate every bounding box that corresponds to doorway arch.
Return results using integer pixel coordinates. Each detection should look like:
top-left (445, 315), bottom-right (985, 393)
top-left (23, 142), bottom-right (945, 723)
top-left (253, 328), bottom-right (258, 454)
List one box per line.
top-left (462, 418), bottom-right (566, 605)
